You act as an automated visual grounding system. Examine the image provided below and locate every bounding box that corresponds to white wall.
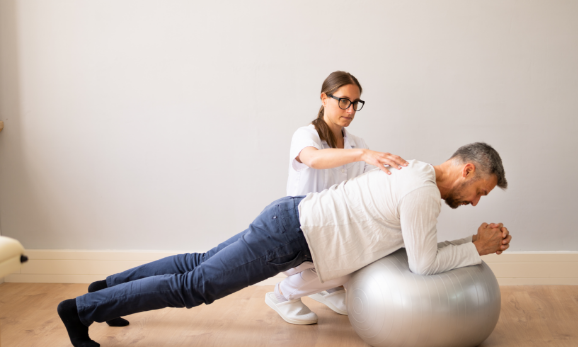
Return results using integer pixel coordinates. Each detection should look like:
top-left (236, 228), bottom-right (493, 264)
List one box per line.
top-left (1, 0), bottom-right (577, 252)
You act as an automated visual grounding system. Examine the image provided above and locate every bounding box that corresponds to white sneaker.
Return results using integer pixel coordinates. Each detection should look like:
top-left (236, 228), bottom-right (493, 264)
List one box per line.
top-left (309, 290), bottom-right (348, 315)
top-left (265, 292), bottom-right (318, 325)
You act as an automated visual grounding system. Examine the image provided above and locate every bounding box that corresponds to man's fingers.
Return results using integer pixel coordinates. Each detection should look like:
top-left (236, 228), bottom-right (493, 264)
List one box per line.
top-left (502, 234), bottom-right (512, 245)
top-left (480, 222), bottom-right (489, 229)
top-left (501, 227), bottom-right (509, 238)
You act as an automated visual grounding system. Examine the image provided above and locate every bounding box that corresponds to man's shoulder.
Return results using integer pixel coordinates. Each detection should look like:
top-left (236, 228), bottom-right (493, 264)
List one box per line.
top-left (358, 160), bottom-right (437, 196)
top-left (399, 160), bottom-right (435, 182)
top-left (359, 160), bottom-right (434, 182)
top-left (388, 160), bottom-right (440, 201)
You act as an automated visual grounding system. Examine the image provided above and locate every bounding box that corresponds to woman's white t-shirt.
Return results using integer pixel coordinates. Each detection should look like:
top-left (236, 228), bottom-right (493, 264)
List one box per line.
top-left (287, 124), bottom-right (372, 196)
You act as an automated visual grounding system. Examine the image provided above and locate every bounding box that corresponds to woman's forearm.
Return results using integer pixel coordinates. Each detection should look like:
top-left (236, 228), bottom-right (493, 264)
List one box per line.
top-left (298, 146), bottom-right (408, 174)
top-left (300, 147), bottom-right (366, 170)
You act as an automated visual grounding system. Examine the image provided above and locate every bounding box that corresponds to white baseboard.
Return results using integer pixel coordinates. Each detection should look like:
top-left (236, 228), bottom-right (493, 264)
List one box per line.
top-left (481, 252), bottom-right (578, 285)
top-left (4, 250), bottom-right (578, 286)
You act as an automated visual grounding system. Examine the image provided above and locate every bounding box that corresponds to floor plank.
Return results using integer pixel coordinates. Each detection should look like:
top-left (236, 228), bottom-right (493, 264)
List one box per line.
top-left (1, 283), bottom-right (577, 347)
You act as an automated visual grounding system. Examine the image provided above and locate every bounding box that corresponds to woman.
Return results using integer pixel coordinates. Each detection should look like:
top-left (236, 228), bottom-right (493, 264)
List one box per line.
top-left (265, 71), bottom-right (408, 324)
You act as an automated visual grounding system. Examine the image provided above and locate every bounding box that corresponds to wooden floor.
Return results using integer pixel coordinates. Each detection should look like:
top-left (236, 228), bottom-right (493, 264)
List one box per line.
top-left (0, 283), bottom-right (577, 347)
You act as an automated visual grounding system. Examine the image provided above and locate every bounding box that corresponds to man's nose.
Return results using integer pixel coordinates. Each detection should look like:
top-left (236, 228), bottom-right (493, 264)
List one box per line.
top-left (472, 196), bottom-right (481, 206)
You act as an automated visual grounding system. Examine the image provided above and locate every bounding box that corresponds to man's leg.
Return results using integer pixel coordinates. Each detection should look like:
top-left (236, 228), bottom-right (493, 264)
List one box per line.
top-left (58, 196), bottom-right (309, 346)
top-left (88, 229), bottom-right (249, 327)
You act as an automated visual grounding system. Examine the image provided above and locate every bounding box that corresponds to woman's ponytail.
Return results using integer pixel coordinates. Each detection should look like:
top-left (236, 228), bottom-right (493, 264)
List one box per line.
top-left (312, 105), bottom-right (338, 149)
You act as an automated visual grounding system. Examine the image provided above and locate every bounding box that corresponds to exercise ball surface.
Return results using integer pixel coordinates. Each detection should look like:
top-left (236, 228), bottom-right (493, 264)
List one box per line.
top-left (347, 249), bottom-right (500, 347)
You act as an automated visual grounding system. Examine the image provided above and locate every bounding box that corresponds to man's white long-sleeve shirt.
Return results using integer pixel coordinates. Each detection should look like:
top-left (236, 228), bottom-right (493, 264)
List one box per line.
top-left (298, 160), bottom-right (482, 283)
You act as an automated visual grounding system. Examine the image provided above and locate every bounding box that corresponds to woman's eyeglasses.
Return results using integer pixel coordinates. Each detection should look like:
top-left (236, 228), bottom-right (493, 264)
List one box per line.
top-left (327, 94), bottom-right (365, 111)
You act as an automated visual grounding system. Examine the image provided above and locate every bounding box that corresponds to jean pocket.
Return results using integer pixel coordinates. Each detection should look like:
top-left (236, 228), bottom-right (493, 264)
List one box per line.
top-left (267, 251), bottom-right (303, 270)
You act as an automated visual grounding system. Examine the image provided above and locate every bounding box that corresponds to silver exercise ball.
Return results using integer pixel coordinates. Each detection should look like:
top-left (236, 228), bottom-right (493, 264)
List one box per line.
top-left (347, 249), bottom-right (501, 347)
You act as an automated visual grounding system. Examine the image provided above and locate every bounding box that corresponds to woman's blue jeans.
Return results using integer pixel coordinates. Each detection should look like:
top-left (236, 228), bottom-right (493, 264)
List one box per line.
top-left (76, 196), bottom-right (310, 326)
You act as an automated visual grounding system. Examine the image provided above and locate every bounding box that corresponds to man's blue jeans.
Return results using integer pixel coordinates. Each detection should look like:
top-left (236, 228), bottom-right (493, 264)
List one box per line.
top-left (76, 196), bottom-right (310, 326)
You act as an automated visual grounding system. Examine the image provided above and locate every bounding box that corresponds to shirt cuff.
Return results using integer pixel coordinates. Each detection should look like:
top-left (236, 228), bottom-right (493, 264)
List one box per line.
top-left (466, 242), bottom-right (482, 265)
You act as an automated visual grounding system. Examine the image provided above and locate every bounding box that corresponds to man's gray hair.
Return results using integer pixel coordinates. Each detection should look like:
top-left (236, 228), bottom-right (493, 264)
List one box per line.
top-left (450, 142), bottom-right (508, 189)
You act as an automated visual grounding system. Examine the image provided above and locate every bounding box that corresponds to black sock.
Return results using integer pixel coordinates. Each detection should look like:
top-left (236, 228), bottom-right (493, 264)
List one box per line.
top-left (87, 280), bottom-right (130, 327)
top-left (87, 280), bottom-right (107, 293)
top-left (57, 299), bottom-right (100, 347)
top-left (105, 317), bottom-right (130, 327)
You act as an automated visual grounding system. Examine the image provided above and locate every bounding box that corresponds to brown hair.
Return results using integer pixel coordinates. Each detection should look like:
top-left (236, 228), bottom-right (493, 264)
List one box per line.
top-left (312, 71), bottom-right (363, 148)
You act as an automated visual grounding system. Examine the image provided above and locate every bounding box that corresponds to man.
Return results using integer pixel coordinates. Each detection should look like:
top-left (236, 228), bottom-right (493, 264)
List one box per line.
top-left (58, 142), bottom-right (511, 347)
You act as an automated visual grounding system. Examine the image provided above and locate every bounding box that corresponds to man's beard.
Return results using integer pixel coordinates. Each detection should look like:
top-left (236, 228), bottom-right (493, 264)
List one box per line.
top-left (444, 180), bottom-right (475, 209)
top-left (444, 194), bottom-right (468, 209)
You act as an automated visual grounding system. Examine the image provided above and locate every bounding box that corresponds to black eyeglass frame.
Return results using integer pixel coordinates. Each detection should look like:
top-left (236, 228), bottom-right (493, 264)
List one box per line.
top-left (326, 94), bottom-right (365, 111)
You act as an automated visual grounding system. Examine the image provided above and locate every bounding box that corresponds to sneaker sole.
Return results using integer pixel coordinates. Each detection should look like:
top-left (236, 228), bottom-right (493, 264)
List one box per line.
top-left (265, 294), bottom-right (318, 325)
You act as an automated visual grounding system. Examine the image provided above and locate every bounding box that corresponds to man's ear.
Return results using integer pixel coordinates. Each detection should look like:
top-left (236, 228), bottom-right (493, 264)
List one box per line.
top-left (462, 163), bottom-right (476, 179)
